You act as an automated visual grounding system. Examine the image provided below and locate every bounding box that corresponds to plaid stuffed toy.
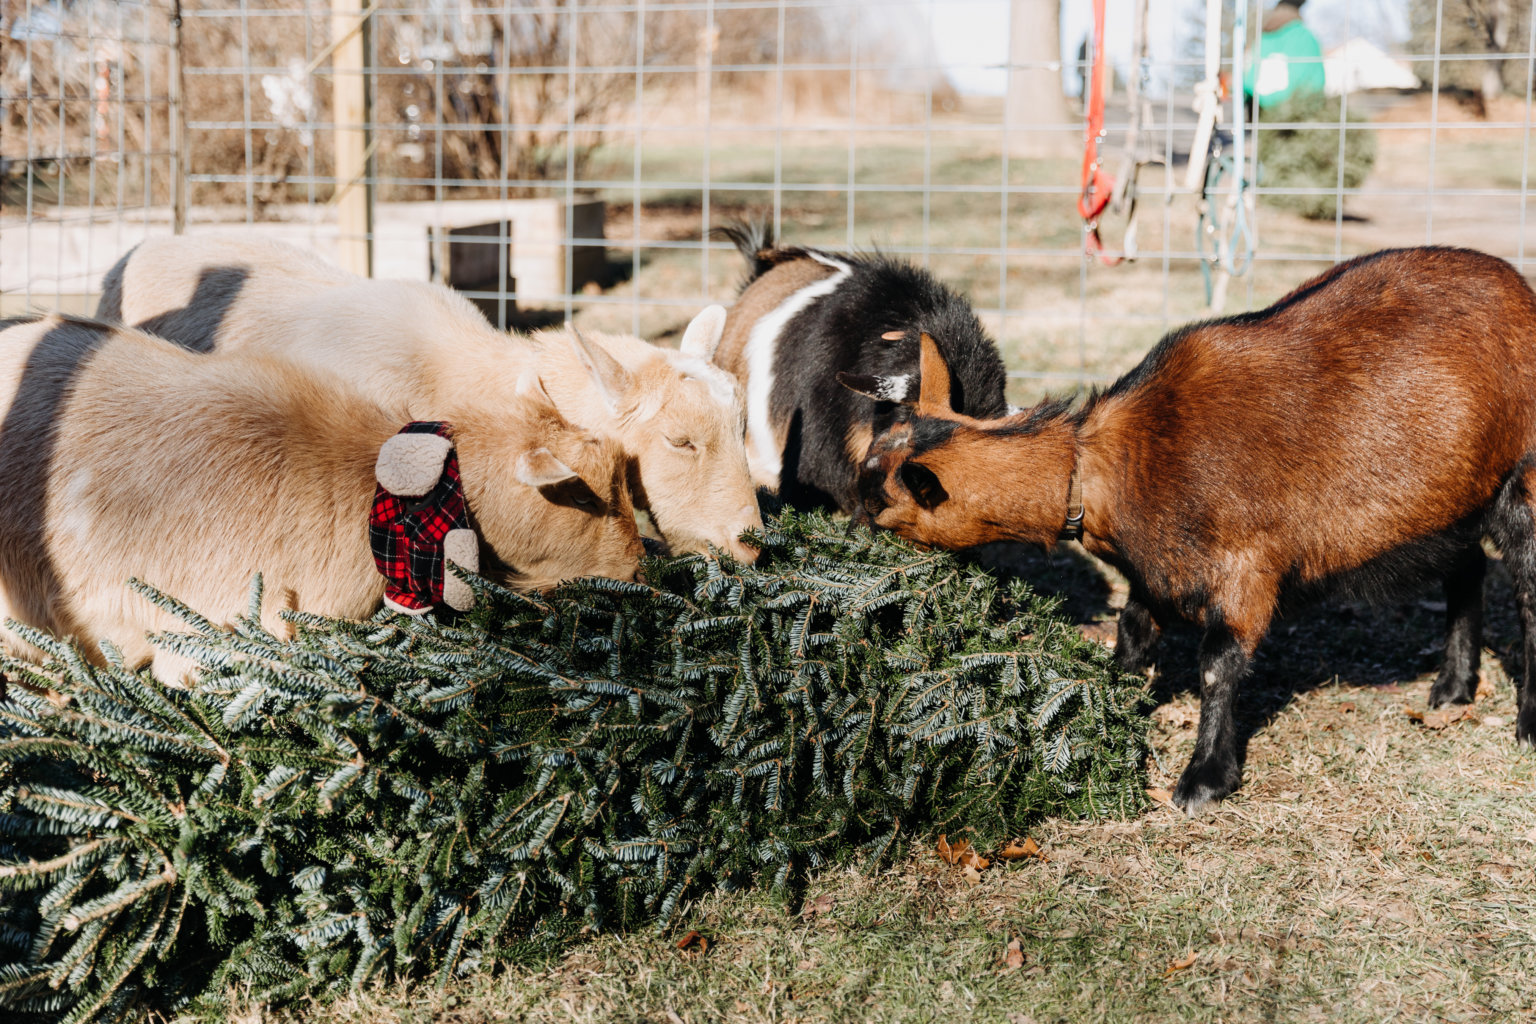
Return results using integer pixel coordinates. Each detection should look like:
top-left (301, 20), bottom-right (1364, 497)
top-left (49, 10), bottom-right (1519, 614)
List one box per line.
top-left (369, 421), bottom-right (479, 615)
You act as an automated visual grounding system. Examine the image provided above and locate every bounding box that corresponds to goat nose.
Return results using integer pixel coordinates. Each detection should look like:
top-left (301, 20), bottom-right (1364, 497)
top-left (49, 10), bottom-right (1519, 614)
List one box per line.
top-left (730, 537), bottom-right (762, 564)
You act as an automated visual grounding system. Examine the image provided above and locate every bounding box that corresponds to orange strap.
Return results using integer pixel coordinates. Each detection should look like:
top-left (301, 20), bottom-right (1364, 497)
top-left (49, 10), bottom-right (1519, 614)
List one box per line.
top-left (1078, 0), bottom-right (1121, 266)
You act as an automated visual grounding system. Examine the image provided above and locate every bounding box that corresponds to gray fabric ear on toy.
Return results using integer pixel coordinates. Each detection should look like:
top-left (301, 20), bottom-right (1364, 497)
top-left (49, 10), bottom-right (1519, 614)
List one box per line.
top-left (442, 528), bottom-right (479, 611)
top-left (375, 432), bottom-right (454, 496)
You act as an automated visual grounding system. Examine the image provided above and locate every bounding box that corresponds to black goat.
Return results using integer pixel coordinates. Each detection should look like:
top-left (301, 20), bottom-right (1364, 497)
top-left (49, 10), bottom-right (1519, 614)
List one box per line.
top-left (712, 222), bottom-right (1008, 513)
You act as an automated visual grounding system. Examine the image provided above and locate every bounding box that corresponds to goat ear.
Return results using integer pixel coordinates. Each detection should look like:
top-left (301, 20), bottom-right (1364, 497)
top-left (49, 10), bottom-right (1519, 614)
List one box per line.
top-left (515, 447), bottom-right (578, 488)
top-left (917, 332), bottom-right (954, 416)
top-left (899, 461), bottom-right (948, 509)
top-left (679, 304), bottom-right (728, 361)
top-left (837, 370), bottom-right (914, 405)
top-left (565, 326), bottom-right (633, 416)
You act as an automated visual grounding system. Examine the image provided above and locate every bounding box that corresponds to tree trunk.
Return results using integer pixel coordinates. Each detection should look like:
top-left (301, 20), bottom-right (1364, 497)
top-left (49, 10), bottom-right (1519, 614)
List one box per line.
top-left (1482, 0), bottom-right (1511, 103)
top-left (1006, 0), bottom-right (1077, 159)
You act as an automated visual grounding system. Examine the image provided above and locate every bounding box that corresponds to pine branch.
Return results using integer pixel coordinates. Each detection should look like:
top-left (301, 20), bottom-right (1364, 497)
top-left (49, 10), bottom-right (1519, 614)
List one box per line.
top-left (0, 510), bottom-right (1149, 1022)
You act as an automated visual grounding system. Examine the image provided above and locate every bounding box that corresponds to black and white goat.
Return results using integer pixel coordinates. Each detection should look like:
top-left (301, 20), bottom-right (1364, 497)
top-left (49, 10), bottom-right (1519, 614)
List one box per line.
top-left (712, 222), bottom-right (1009, 514)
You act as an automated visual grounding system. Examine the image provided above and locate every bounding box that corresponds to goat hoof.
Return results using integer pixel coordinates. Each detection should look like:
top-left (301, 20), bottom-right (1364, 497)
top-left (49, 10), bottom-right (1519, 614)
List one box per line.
top-left (1517, 710), bottom-right (1536, 747)
top-left (1427, 673), bottom-right (1477, 708)
top-left (1172, 762), bottom-right (1240, 817)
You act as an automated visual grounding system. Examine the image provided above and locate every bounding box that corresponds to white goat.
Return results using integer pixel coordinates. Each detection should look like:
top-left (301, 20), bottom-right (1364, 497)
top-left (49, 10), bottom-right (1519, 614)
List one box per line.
top-left (0, 315), bottom-right (642, 682)
top-left (99, 234), bottom-right (763, 561)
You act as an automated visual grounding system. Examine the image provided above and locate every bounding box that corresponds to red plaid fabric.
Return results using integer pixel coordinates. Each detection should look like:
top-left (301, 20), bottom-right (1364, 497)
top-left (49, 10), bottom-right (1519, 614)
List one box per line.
top-left (369, 421), bottom-right (470, 614)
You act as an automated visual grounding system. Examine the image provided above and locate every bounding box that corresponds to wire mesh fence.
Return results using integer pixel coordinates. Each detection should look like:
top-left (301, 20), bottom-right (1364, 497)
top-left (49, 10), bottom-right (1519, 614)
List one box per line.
top-left (2, 0), bottom-right (180, 304)
top-left (4, 0), bottom-right (1536, 404)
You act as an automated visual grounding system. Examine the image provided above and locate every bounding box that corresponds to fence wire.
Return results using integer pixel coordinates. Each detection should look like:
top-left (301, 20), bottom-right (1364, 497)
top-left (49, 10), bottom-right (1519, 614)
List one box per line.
top-left (4, 0), bottom-right (1535, 404)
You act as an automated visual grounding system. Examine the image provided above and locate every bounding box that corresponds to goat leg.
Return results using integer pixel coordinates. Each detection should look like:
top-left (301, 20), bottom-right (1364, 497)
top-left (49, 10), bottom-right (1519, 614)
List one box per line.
top-left (1491, 465), bottom-right (1536, 745)
top-left (1115, 594), bottom-right (1160, 673)
top-left (1172, 618), bottom-right (1252, 815)
top-left (1428, 546), bottom-right (1486, 708)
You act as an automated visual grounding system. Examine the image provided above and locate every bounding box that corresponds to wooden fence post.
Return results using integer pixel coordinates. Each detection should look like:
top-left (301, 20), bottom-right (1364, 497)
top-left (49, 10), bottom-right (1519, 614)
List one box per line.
top-left (331, 2), bottom-right (373, 277)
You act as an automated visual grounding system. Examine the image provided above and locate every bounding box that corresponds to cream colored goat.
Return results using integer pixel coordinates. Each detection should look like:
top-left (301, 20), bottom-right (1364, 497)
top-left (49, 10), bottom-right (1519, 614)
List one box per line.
top-left (0, 315), bottom-right (642, 683)
top-left (99, 234), bottom-right (763, 561)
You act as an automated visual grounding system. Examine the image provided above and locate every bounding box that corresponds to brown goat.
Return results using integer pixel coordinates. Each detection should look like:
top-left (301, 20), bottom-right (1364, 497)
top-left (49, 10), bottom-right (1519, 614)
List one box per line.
top-left (845, 247), bottom-right (1536, 813)
top-left (0, 316), bottom-right (642, 683)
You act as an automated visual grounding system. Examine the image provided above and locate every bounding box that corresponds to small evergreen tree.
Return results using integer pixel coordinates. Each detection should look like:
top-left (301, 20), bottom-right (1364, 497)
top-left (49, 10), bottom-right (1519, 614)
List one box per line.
top-left (0, 511), bottom-right (1149, 1022)
top-left (1256, 92), bottom-right (1377, 220)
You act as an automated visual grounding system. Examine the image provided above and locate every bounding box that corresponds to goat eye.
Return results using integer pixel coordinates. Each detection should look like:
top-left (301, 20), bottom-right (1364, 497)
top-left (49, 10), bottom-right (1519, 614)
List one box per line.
top-left (667, 437), bottom-right (697, 452)
top-left (573, 495), bottom-right (594, 508)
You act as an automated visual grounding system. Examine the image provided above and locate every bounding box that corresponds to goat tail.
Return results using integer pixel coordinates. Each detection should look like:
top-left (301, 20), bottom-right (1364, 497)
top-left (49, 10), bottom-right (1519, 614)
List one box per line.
top-left (95, 243), bottom-right (140, 322)
top-left (711, 220), bottom-right (779, 285)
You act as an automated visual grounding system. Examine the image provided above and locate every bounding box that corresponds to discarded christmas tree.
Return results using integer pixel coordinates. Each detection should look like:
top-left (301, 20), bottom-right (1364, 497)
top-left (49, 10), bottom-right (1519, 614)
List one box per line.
top-left (0, 510), bottom-right (1149, 1022)
top-left (1256, 92), bottom-right (1377, 221)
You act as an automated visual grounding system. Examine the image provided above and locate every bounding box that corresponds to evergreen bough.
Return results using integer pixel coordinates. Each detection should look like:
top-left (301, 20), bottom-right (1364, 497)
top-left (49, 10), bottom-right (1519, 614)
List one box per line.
top-left (1256, 92), bottom-right (1377, 221)
top-left (0, 511), bottom-right (1149, 1021)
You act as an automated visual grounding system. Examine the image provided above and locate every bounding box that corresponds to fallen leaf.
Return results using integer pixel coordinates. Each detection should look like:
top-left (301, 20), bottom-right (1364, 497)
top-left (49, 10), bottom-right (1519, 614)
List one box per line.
top-left (1004, 937), bottom-right (1025, 969)
top-left (998, 836), bottom-right (1048, 861)
top-left (962, 863), bottom-right (983, 886)
top-left (1476, 671), bottom-right (1496, 701)
top-left (1406, 705), bottom-right (1473, 730)
top-left (1164, 950), bottom-right (1198, 977)
top-left (1373, 901), bottom-right (1416, 924)
top-left (1153, 704), bottom-right (1199, 728)
top-left (804, 892), bottom-right (835, 919)
top-left (938, 834), bottom-right (974, 867)
top-left (1146, 788), bottom-right (1174, 806)
top-left (1481, 862), bottom-right (1520, 884)
top-left (675, 930), bottom-right (708, 954)
top-left (1430, 706), bottom-right (1471, 729)
top-left (1338, 701), bottom-right (1357, 713)
top-left (957, 847), bottom-right (990, 871)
